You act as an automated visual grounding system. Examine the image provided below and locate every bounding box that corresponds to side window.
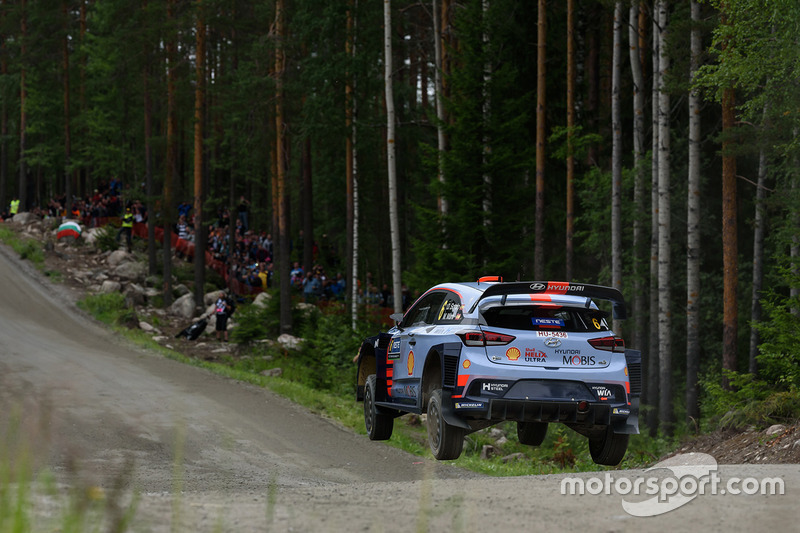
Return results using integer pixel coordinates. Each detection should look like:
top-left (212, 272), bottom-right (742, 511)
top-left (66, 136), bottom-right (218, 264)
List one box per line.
top-left (403, 292), bottom-right (445, 326)
top-left (435, 294), bottom-right (463, 324)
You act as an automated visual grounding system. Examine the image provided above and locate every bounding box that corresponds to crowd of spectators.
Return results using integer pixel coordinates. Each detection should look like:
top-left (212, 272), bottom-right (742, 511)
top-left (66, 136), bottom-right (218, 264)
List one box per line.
top-left (5, 181), bottom-right (410, 313)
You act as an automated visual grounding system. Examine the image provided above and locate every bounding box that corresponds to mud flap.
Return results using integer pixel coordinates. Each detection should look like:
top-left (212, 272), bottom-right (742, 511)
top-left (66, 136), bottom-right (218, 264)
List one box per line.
top-left (611, 397), bottom-right (640, 435)
top-left (441, 394), bottom-right (475, 431)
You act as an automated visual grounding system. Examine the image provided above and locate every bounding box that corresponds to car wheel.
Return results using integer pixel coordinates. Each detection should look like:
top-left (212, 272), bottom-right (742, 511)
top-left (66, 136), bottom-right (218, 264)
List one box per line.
top-left (517, 421), bottom-right (548, 446)
top-left (364, 374), bottom-right (393, 440)
top-left (427, 389), bottom-right (465, 460)
top-left (589, 426), bottom-right (629, 466)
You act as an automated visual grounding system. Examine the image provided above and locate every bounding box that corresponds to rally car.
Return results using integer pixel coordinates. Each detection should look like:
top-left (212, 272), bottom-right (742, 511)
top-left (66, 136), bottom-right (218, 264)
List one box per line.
top-left (355, 278), bottom-right (641, 466)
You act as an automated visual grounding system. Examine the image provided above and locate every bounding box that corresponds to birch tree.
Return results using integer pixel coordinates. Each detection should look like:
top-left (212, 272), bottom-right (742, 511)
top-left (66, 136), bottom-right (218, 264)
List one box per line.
top-left (433, 0), bottom-right (447, 221)
top-left (656, 0), bottom-right (673, 435)
top-left (647, 3), bottom-right (660, 436)
top-left (275, 0), bottom-right (292, 333)
top-left (565, 0), bottom-right (575, 280)
top-left (686, 0), bottom-right (701, 426)
top-left (385, 0), bottom-right (402, 314)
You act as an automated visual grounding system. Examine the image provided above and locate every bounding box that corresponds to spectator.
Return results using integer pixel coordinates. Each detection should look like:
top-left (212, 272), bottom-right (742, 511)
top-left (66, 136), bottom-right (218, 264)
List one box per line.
top-left (303, 271), bottom-right (322, 303)
top-left (214, 292), bottom-right (235, 342)
top-left (237, 196), bottom-right (250, 232)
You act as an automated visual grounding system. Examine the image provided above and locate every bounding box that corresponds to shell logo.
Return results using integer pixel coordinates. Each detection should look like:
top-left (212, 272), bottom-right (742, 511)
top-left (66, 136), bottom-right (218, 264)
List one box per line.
top-left (407, 350), bottom-right (415, 375)
top-left (505, 347), bottom-right (521, 361)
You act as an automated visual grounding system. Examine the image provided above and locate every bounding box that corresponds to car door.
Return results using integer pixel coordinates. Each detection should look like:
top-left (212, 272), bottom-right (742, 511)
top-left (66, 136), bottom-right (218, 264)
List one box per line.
top-left (389, 291), bottom-right (446, 405)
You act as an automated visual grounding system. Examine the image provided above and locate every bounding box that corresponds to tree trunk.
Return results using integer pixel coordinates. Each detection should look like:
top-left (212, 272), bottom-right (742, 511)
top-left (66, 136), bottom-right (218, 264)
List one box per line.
top-left (62, 0), bottom-right (71, 220)
top-left (686, 0), bottom-right (701, 428)
top-left (142, 0), bottom-right (156, 276)
top-left (722, 84), bottom-right (738, 385)
top-left (629, 1), bottom-right (646, 353)
top-left (611, 1), bottom-right (622, 332)
top-left (18, 0), bottom-right (27, 211)
top-left (164, 0), bottom-right (177, 306)
top-left (565, 0), bottom-right (575, 281)
top-left (646, 2), bottom-right (660, 437)
top-left (656, 0), bottom-right (673, 436)
top-left (384, 0), bottom-right (402, 314)
top-left (433, 0), bottom-right (447, 221)
top-left (0, 1), bottom-right (6, 213)
top-left (749, 110), bottom-right (768, 375)
top-left (534, 0), bottom-right (546, 279)
top-left (481, 0), bottom-right (491, 229)
top-left (347, 0), bottom-right (360, 327)
top-left (275, 0), bottom-right (292, 333)
top-left (193, 0), bottom-right (206, 315)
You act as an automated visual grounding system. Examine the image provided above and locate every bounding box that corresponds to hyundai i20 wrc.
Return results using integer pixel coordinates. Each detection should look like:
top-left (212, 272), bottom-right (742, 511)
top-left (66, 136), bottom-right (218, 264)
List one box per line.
top-left (355, 278), bottom-right (641, 466)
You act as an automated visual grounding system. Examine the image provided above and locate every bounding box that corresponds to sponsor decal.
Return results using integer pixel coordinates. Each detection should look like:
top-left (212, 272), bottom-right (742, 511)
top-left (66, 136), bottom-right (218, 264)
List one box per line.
top-left (530, 283), bottom-right (547, 291)
top-left (533, 318), bottom-right (565, 328)
top-left (562, 355), bottom-right (596, 366)
top-left (388, 338), bottom-right (401, 360)
top-left (392, 385), bottom-right (418, 398)
top-left (592, 317), bottom-right (603, 329)
top-left (599, 360), bottom-right (608, 365)
top-left (407, 350), bottom-right (415, 375)
top-left (463, 359), bottom-right (472, 369)
top-left (546, 282), bottom-right (586, 293)
top-left (481, 382), bottom-right (510, 393)
top-left (537, 331), bottom-right (569, 339)
top-left (543, 337), bottom-right (562, 348)
top-left (455, 402), bottom-right (485, 409)
top-left (525, 347), bottom-right (547, 363)
top-left (555, 348), bottom-right (581, 355)
top-left (591, 385), bottom-right (614, 399)
top-left (505, 347), bottom-right (522, 361)
top-left (612, 407), bottom-right (631, 415)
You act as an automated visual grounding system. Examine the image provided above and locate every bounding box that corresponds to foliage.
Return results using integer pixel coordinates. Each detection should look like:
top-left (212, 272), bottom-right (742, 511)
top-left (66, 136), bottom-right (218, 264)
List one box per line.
top-left (93, 224), bottom-right (121, 253)
top-left (77, 292), bottom-right (134, 327)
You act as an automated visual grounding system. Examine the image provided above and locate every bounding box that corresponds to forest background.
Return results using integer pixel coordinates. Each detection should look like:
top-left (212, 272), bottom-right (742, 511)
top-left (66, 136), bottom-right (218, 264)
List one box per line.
top-left (0, 0), bottom-right (798, 441)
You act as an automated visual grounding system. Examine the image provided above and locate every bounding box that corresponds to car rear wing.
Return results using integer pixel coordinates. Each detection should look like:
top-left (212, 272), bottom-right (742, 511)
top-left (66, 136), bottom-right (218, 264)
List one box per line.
top-left (470, 281), bottom-right (628, 319)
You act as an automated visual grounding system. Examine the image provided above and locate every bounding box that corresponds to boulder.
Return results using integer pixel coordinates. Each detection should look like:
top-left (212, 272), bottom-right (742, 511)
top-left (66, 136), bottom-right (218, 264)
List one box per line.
top-left (277, 333), bottom-right (303, 350)
top-left (765, 424), bottom-right (787, 436)
top-left (12, 212), bottom-right (37, 225)
top-left (114, 261), bottom-right (146, 281)
top-left (169, 293), bottom-right (196, 320)
top-left (107, 250), bottom-right (133, 267)
top-left (204, 290), bottom-right (225, 307)
top-left (253, 292), bottom-right (272, 308)
top-left (100, 280), bottom-right (122, 294)
top-left (260, 368), bottom-right (283, 378)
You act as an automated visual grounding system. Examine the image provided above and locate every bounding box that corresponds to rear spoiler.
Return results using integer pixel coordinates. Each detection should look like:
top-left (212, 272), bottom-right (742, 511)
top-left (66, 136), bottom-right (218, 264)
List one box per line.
top-left (470, 281), bottom-right (628, 319)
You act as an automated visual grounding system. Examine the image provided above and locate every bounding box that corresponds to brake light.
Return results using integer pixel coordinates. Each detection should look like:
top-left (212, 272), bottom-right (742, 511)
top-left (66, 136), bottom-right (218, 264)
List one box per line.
top-left (588, 336), bottom-right (625, 353)
top-left (457, 330), bottom-right (516, 347)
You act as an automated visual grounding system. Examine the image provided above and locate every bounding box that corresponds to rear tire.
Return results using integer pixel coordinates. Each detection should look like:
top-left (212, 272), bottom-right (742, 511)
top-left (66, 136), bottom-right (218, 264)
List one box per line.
top-left (427, 389), bottom-right (465, 460)
top-left (364, 374), bottom-right (393, 440)
top-left (589, 426), bottom-right (629, 466)
top-left (517, 421), bottom-right (548, 446)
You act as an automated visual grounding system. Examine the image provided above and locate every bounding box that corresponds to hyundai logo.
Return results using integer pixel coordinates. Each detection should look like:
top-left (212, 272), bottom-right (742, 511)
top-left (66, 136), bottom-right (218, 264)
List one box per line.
top-left (544, 337), bottom-right (562, 348)
top-left (530, 283), bottom-right (546, 291)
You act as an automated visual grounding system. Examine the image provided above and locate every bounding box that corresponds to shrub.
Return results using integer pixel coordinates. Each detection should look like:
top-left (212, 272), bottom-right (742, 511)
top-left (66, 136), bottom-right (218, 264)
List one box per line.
top-left (93, 224), bottom-right (121, 253)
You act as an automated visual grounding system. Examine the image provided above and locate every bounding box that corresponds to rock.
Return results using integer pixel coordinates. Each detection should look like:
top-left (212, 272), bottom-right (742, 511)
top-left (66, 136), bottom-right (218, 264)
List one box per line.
top-left (123, 285), bottom-right (146, 307)
top-left (114, 261), bottom-right (146, 281)
top-left (169, 293), bottom-right (195, 320)
top-left (792, 439), bottom-right (800, 450)
top-left (139, 321), bottom-right (156, 333)
top-left (277, 333), bottom-right (303, 350)
top-left (174, 284), bottom-right (190, 297)
top-left (765, 424), bottom-right (786, 436)
top-left (480, 445), bottom-right (497, 460)
top-left (501, 453), bottom-right (526, 464)
top-left (495, 436), bottom-right (508, 447)
top-left (488, 428), bottom-right (505, 439)
top-left (253, 292), bottom-right (272, 308)
top-left (260, 368), bottom-right (283, 378)
top-left (205, 290), bottom-right (225, 307)
top-left (12, 212), bottom-right (37, 225)
top-left (107, 250), bottom-right (133, 267)
top-left (100, 280), bottom-right (122, 294)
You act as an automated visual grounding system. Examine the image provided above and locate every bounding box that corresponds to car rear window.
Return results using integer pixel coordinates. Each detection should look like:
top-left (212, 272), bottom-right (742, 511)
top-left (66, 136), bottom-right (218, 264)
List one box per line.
top-left (481, 305), bottom-right (610, 332)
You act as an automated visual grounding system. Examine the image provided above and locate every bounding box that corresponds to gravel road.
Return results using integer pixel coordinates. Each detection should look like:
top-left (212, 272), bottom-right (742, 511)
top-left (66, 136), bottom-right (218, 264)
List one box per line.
top-left (0, 242), bottom-right (796, 532)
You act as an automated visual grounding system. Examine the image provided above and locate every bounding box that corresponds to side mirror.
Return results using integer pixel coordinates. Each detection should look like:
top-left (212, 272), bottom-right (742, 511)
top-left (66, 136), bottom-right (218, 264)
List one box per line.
top-left (390, 312), bottom-right (404, 328)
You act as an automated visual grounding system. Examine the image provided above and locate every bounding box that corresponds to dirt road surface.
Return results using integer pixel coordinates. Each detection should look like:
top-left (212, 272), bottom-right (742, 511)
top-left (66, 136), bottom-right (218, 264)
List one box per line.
top-left (0, 243), bottom-right (796, 532)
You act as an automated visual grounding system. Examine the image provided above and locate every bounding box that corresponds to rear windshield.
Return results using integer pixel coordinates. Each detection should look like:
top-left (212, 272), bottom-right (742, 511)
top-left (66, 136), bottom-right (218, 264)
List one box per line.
top-left (481, 305), bottom-right (610, 333)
